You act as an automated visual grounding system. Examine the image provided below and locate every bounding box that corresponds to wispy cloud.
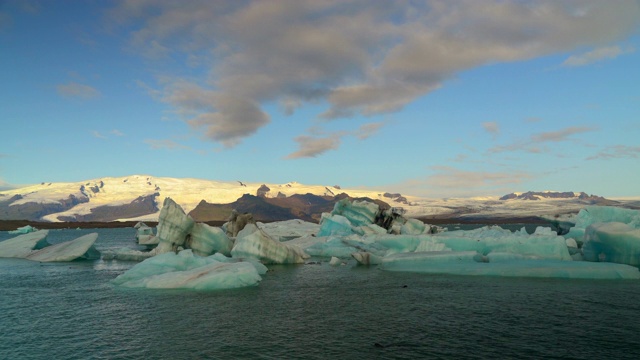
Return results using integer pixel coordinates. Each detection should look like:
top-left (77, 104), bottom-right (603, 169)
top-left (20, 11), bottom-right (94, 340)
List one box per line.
top-left (57, 82), bottom-right (100, 99)
top-left (285, 134), bottom-right (342, 159)
top-left (111, 129), bottom-right (124, 136)
top-left (482, 122), bottom-right (500, 138)
top-left (562, 45), bottom-right (634, 66)
top-left (355, 122), bottom-right (385, 140)
top-left (92, 131), bottom-right (107, 139)
top-left (395, 166), bottom-right (533, 197)
top-left (490, 126), bottom-right (595, 153)
top-left (111, 0), bottom-right (640, 150)
top-left (587, 145), bottom-right (640, 160)
top-left (144, 139), bottom-right (190, 150)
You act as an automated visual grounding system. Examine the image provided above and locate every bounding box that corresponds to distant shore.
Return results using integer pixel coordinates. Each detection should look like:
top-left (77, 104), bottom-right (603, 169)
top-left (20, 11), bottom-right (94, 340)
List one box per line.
top-left (0, 216), bottom-right (552, 232)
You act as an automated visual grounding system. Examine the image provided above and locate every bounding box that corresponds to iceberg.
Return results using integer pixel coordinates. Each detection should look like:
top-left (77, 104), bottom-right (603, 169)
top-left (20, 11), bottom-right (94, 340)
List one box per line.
top-left (432, 226), bottom-right (572, 260)
top-left (189, 223), bottom-right (233, 257)
top-left (8, 225), bottom-right (39, 234)
top-left (0, 230), bottom-right (100, 262)
top-left (231, 224), bottom-right (309, 264)
top-left (258, 219), bottom-right (320, 241)
top-left (154, 197), bottom-right (195, 254)
top-left (305, 237), bottom-right (359, 258)
top-left (26, 233), bottom-right (100, 262)
top-left (0, 230), bottom-right (50, 258)
top-left (380, 251), bottom-right (640, 279)
top-left (565, 206), bottom-right (640, 244)
top-left (112, 250), bottom-right (262, 290)
top-left (582, 222), bottom-right (640, 266)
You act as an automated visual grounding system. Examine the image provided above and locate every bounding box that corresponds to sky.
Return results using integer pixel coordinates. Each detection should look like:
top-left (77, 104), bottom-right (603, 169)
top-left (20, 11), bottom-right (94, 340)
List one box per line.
top-left (0, 0), bottom-right (639, 198)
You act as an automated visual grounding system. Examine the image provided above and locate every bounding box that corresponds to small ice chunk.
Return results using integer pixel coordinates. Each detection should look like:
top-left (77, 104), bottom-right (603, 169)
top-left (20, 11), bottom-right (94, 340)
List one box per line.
top-left (8, 225), bottom-right (38, 234)
top-left (329, 257), bottom-right (342, 266)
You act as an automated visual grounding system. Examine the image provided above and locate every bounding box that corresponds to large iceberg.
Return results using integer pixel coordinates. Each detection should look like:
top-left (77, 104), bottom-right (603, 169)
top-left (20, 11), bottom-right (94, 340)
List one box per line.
top-left (0, 230), bottom-right (50, 258)
top-left (26, 233), bottom-right (100, 262)
top-left (0, 230), bottom-right (100, 262)
top-left (582, 222), bottom-right (640, 266)
top-left (154, 197), bottom-right (195, 254)
top-left (230, 224), bottom-right (308, 264)
top-left (380, 251), bottom-right (640, 279)
top-left (112, 250), bottom-right (262, 290)
top-left (189, 223), bottom-right (233, 257)
top-left (564, 206), bottom-right (640, 244)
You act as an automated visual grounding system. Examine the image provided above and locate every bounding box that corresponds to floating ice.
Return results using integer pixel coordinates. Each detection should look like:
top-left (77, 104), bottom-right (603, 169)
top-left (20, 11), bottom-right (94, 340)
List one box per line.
top-left (351, 252), bottom-right (383, 265)
top-left (155, 197), bottom-right (195, 254)
top-left (582, 222), bottom-right (640, 266)
top-left (331, 198), bottom-right (379, 226)
top-left (189, 223), bottom-right (233, 257)
top-left (0, 230), bottom-right (50, 258)
top-left (305, 237), bottom-right (359, 258)
top-left (26, 233), bottom-right (100, 262)
top-left (257, 219), bottom-right (319, 241)
top-left (318, 213), bottom-right (360, 237)
top-left (8, 225), bottom-right (38, 234)
top-left (565, 206), bottom-right (640, 244)
top-left (112, 250), bottom-right (262, 290)
top-left (230, 224), bottom-right (308, 264)
top-left (432, 226), bottom-right (571, 260)
top-left (380, 251), bottom-right (640, 279)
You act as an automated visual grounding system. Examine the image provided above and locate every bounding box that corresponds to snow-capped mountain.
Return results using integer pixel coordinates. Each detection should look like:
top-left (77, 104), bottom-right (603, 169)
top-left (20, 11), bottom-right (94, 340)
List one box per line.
top-left (0, 175), bottom-right (389, 222)
top-left (0, 175), bottom-right (633, 223)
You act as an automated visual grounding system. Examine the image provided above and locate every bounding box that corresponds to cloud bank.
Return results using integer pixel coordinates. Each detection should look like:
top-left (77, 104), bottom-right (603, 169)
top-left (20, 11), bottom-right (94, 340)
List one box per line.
top-left (111, 0), bottom-right (640, 149)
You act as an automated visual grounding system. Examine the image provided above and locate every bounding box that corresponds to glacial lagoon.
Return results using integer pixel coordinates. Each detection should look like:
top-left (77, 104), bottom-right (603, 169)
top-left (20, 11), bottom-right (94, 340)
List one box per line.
top-left (1, 227), bottom-right (640, 359)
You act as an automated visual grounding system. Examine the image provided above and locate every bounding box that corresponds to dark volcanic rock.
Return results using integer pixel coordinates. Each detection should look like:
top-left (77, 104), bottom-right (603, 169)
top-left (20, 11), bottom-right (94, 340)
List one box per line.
top-left (189, 193), bottom-right (390, 223)
top-left (256, 184), bottom-right (270, 197)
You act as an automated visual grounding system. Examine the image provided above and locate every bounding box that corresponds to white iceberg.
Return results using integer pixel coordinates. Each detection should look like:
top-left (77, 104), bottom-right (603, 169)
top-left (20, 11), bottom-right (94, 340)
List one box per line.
top-left (154, 197), bottom-right (195, 254)
top-left (189, 222), bottom-right (233, 257)
top-left (26, 233), bottom-right (100, 262)
top-left (0, 230), bottom-right (50, 258)
top-left (230, 224), bottom-right (308, 264)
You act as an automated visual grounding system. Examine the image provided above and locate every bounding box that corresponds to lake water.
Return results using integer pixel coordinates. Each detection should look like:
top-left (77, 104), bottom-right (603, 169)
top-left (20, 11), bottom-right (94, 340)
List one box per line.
top-left (1, 228), bottom-right (640, 359)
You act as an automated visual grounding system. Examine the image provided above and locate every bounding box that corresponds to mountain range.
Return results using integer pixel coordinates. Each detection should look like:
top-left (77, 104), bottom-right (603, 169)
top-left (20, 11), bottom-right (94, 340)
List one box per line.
top-left (0, 175), bottom-right (636, 224)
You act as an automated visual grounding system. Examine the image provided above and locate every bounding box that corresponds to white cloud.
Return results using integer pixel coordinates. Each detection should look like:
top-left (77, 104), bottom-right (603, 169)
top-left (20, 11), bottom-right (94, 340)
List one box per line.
top-left (111, 129), bottom-right (124, 136)
top-left (57, 82), bottom-right (100, 99)
top-left (112, 0), bottom-right (640, 149)
top-left (562, 45), bottom-right (634, 66)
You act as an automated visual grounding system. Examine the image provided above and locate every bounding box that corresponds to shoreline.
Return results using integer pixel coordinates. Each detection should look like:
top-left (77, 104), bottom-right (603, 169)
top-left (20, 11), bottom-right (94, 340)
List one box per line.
top-left (0, 216), bottom-right (552, 232)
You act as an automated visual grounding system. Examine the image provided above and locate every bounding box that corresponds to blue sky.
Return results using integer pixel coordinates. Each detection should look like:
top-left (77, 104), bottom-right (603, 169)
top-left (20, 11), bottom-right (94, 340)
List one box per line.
top-left (1, 0), bottom-right (639, 198)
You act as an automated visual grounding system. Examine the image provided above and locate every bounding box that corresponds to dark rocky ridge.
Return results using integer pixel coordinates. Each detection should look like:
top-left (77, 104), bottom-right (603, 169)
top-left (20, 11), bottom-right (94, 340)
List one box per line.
top-left (499, 191), bottom-right (617, 205)
top-left (189, 193), bottom-right (390, 223)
